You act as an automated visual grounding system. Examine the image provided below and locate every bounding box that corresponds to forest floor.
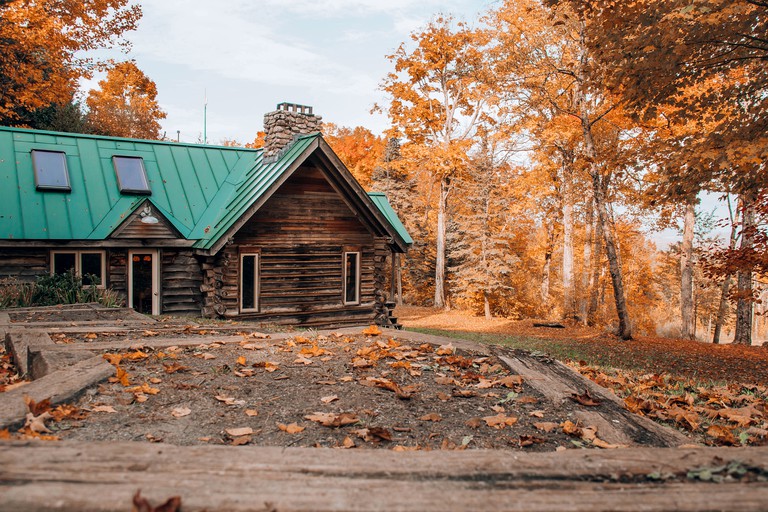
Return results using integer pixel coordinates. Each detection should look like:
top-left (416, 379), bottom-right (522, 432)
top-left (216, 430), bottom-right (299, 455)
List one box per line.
top-left (398, 305), bottom-right (768, 447)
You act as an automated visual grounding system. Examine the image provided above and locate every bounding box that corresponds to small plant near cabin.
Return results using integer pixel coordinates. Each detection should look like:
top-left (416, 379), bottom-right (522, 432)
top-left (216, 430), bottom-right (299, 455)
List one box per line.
top-left (0, 270), bottom-right (124, 309)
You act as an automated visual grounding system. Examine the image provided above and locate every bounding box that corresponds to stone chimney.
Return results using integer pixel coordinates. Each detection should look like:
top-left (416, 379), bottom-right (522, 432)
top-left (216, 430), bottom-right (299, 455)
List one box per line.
top-left (263, 102), bottom-right (322, 162)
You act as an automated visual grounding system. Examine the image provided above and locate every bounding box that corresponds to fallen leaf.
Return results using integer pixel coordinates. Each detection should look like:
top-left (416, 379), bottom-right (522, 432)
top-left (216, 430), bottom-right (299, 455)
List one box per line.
top-left (304, 412), bottom-right (360, 427)
top-left (519, 435), bottom-right (547, 447)
top-left (23, 396), bottom-right (51, 416)
top-left (321, 395), bottom-right (339, 404)
top-left (132, 490), bottom-right (181, 512)
top-left (707, 424), bottom-right (738, 445)
top-left (225, 427), bottom-right (254, 437)
top-left (231, 435), bottom-right (252, 446)
top-left (534, 422), bottom-right (559, 433)
top-left (149, 377), bottom-right (163, 384)
top-left (465, 417), bottom-right (483, 428)
top-left (435, 344), bottom-right (454, 356)
top-left (483, 414), bottom-right (518, 429)
top-left (171, 407), bottom-right (191, 418)
top-left (419, 413), bottom-right (442, 422)
top-left (529, 410), bottom-right (545, 418)
top-left (103, 353), bottom-right (122, 366)
top-left (142, 330), bottom-right (160, 337)
top-left (24, 411), bottom-right (52, 434)
top-left (570, 389), bottom-right (602, 407)
top-left (452, 389), bottom-right (478, 398)
top-left (253, 361), bottom-right (279, 372)
top-left (92, 405), bottom-right (117, 414)
top-left (127, 383), bottom-right (160, 395)
top-left (85, 333), bottom-right (98, 340)
top-left (498, 375), bottom-right (524, 388)
top-left (215, 395), bottom-right (246, 406)
top-left (125, 350), bottom-right (149, 360)
top-left (163, 363), bottom-right (189, 374)
top-left (236, 356), bottom-right (247, 366)
top-left (245, 409), bottom-right (259, 417)
top-left (561, 420), bottom-right (582, 436)
top-left (278, 422), bottom-right (306, 434)
top-left (362, 325), bottom-right (382, 336)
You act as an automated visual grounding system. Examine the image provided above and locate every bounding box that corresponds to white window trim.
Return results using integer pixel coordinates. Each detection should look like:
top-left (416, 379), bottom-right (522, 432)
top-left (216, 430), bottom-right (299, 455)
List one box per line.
top-left (343, 251), bottom-right (361, 305)
top-left (50, 250), bottom-right (106, 289)
top-left (239, 253), bottom-right (260, 313)
top-left (128, 249), bottom-right (160, 315)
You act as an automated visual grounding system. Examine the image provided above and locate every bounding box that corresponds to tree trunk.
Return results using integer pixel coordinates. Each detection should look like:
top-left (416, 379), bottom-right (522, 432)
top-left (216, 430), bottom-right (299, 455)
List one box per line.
top-left (434, 178), bottom-right (449, 309)
top-left (592, 176), bottom-right (632, 340)
top-left (580, 192), bottom-right (594, 325)
top-left (712, 198), bottom-right (738, 344)
top-left (561, 161), bottom-right (575, 321)
top-left (484, 290), bottom-right (492, 320)
top-left (734, 195), bottom-right (755, 345)
top-left (680, 201), bottom-right (696, 340)
top-left (588, 210), bottom-right (602, 324)
top-left (541, 223), bottom-right (554, 304)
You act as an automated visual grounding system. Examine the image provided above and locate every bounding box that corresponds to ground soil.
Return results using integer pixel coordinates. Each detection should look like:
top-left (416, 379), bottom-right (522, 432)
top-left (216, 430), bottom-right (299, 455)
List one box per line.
top-left (52, 328), bottom-right (593, 451)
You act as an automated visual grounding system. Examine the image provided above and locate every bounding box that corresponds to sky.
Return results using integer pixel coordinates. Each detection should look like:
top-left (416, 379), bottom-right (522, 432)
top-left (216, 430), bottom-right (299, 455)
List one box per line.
top-left (82, 0), bottom-right (494, 145)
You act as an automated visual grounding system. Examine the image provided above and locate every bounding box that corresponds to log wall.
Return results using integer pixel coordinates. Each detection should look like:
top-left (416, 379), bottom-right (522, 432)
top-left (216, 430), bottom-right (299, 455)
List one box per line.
top-left (204, 165), bottom-right (386, 327)
top-left (0, 248), bottom-right (48, 281)
top-left (161, 250), bottom-right (203, 315)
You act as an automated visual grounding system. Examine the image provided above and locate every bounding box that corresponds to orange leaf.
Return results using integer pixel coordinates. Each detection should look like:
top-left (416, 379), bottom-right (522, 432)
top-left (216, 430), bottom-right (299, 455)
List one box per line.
top-left (278, 422), bottom-right (306, 434)
top-left (362, 325), bottom-right (382, 336)
top-left (236, 356), bottom-right (247, 366)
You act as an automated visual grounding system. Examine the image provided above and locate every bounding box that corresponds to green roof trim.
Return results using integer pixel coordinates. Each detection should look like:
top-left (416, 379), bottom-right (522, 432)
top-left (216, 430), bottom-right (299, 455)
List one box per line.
top-left (367, 192), bottom-right (413, 245)
top-left (0, 126), bottom-right (412, 253)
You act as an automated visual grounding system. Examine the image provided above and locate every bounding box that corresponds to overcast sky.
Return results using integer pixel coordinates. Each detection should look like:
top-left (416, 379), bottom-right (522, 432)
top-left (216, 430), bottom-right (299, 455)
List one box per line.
top-left (82, 0), bottom-right (492, 145)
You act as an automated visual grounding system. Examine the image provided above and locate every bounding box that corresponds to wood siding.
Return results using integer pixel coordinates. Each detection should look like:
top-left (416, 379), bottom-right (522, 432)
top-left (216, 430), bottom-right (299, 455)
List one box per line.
top-left (161, 250), bottom-right (203, 315)
top-left (208, 166), bottom-right (380, 327)
top-left (0, 248), bottom-right (48, 281)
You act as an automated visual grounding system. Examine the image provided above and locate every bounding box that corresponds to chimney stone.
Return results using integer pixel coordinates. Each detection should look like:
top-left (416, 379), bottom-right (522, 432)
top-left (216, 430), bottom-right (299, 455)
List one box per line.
top-left (263, 102), bottom-right (322, 162)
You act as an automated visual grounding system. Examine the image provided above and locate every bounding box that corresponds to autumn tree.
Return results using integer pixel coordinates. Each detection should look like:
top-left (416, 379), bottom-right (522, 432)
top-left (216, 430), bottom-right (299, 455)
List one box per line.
top-left (553, 0), bottom-right (768, 344)
top-left (323, 123), bottom-right (385, 189)
top-left (0, 0), bottom-right (141, 126)
top-left (491, 0), bottom-right (636, 338)
top-left (86, 61), bottom-right (166, 139)
top-left (380, 16), bottom-right (498, 308)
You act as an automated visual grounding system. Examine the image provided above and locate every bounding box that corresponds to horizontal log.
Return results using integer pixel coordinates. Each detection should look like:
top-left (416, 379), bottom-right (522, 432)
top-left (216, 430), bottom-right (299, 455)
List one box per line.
top-left (2, 442), bottom-right (766, 512)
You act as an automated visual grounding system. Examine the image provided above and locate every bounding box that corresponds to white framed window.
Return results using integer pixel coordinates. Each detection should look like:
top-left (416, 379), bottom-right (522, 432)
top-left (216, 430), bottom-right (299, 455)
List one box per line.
top-left (240, 253), bottom-right (260, 313)
top-left (50, 250), bottom-right (106, 288)
top-left (32, 150), bottom-right (70, 191)
top-left (343, 251), bottom-right (360, 305)
top-left (113, 156), bottom-right (151, 195)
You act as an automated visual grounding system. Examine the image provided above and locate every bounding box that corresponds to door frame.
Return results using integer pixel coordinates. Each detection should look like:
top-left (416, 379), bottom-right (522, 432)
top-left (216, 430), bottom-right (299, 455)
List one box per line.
top-left (128, 249), bottom-right (160, 315)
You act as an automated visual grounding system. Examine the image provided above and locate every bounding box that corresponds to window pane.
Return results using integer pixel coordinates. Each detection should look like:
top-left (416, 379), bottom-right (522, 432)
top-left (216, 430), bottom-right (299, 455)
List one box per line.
top-left (81, 253), bottom-right (103, 286)
top-left (113, 156), bottom-right (151, 194)
top-left (32, 150), bottom-right (70, 190)
top-left (345, 253), bottom-right (359, 304)
top-left (241, 255), bottom-right (257, 310)
top-left (53, 253), bottom-right (76, 275)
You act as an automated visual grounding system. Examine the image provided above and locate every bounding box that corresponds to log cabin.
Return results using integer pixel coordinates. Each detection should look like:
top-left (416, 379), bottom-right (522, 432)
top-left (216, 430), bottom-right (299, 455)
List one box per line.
top-left (0, 103), bottom-right (412, 327)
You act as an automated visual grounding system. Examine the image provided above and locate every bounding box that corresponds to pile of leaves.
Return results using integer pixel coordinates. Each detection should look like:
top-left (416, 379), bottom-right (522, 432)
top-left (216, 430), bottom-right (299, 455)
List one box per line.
top-left (574, 363), bottom-right (768, 447)
top-left (0, 341), bottom-right (26, 393)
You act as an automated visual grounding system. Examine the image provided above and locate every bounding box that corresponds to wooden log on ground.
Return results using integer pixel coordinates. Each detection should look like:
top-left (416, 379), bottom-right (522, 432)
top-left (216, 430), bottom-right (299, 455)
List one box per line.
top-left (0, 441), bottom-right (766, 512)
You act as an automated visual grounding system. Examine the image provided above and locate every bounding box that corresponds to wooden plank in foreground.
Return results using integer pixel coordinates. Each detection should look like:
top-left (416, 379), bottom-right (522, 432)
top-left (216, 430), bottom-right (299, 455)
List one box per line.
top-left (1, 441), bottom-right (766, 512)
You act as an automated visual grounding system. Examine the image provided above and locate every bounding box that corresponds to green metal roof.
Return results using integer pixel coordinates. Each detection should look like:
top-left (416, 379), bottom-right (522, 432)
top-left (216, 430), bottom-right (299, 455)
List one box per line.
top-left (0, 126), bottom-right (412, 252)
top-left (367, 192), bottom-right (413, 245)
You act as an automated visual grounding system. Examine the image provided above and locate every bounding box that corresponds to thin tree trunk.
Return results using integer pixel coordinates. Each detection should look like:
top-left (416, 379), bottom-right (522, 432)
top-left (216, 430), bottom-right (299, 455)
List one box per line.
top-left (734, 195), bottom-right (755, 345)
top-left (680, 201), bottom-right (696, 340)
top-left (592, 176), bottom-right (633, 340)
top-left (580, 191), bottom-right (594, 325)
top-left (588, 209), bottom-right (602, 324)
top-left (541, 223), bottom-right (554, 304)
top-left (396, 253), bottom-right (403, 306)
top-left (484, 290), bottom-right (492, 320)
top-left (561, 158), bottom-right (575, 320)
top-left (434, 178), bottom-right (449, 309)
top-left (713, 197), bottom-right (738, 344)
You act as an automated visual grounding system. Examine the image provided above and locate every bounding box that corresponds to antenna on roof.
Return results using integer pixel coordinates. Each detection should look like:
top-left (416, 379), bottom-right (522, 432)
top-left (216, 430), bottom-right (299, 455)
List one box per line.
top-left (203, 89), bottom-right (208, 145)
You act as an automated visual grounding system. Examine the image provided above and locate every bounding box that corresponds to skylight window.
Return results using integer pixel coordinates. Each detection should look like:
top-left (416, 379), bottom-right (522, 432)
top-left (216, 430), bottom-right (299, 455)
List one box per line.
top-left (113, 156), bottom-right (151, 194)
top-left (32, 150), bottom-right (70, 191)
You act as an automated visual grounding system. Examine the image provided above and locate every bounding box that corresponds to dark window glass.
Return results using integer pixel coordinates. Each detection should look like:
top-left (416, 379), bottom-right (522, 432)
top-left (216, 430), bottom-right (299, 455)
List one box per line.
top-left (113, 156), bottom-right (151, 194)
top-left (344, 252), bottom-right (359, 304)
top-left (81, 253), bottom-right (103, 286)
top-left (52, 252), bottom-right (76, 274)
top-left (241, 255), bottom-right (257, 311)
top-left (32, 150), bottom-right (70, 191)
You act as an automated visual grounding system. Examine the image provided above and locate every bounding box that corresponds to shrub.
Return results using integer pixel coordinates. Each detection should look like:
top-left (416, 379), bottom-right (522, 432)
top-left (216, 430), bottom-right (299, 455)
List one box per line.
top-left (0, 270), bottom-right (124, 308)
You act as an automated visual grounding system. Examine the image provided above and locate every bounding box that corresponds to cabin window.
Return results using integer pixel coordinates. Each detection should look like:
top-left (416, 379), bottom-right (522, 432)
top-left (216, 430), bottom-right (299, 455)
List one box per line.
top-left (32, 150), bottom-right (70, 191)
top-left (343, 252), bottom-right (360, 305)
top-left (113, 156), bottom-right (151, 194)
top-left (240, 253), bottom-right (259, 313)
top-left (50, 250), bottom-right (106, 287)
